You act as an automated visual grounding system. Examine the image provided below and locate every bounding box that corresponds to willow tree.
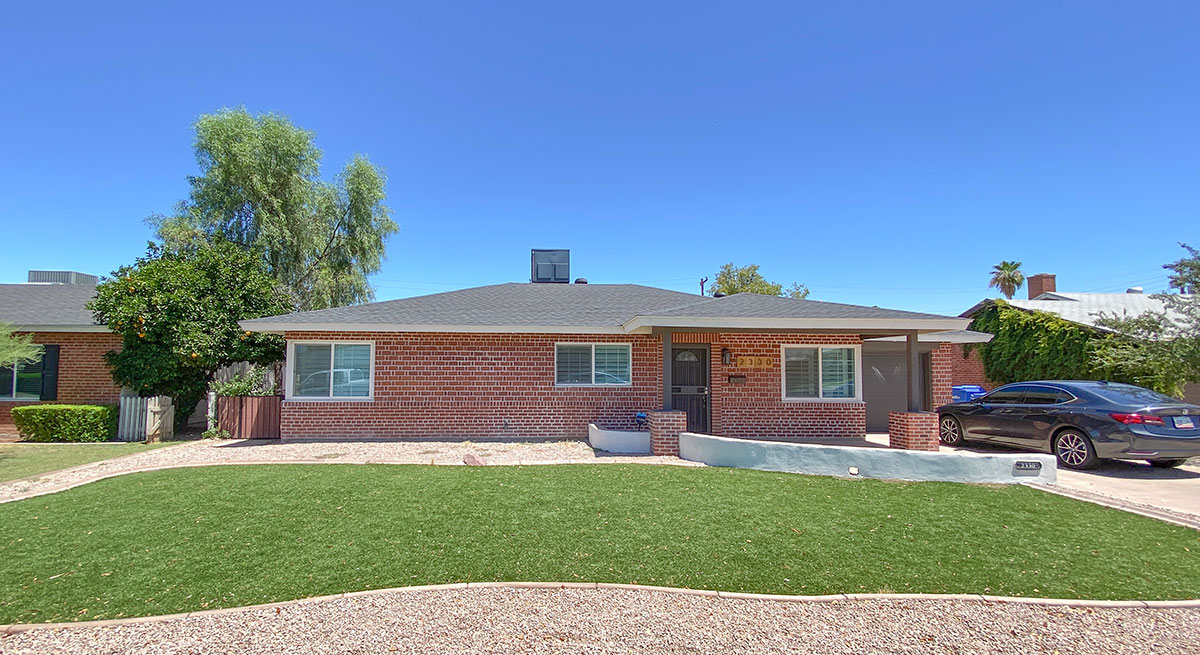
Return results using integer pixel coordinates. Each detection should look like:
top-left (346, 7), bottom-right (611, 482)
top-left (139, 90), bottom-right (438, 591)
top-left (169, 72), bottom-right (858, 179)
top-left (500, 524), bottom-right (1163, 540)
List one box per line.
top-left (152, 108), bottom-right (397, 310)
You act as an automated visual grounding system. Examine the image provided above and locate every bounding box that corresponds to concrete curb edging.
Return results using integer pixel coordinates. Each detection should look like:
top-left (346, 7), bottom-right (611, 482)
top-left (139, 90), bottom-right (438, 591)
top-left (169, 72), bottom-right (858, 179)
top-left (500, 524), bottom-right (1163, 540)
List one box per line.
top-left (3, 581), bottom-right (1197, 635)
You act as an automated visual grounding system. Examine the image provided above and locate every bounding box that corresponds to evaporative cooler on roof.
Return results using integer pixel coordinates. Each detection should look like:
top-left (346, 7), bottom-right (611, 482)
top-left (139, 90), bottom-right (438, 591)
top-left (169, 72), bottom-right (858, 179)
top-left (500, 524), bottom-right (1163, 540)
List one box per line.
top-left (530, 249), bottom-right (570, 283)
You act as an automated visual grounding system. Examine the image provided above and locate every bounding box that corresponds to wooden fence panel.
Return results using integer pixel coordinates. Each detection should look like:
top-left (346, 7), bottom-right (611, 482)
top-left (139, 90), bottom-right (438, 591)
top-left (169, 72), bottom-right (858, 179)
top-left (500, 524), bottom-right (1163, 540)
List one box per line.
top-left (217, 396), bottom-right (282, 439)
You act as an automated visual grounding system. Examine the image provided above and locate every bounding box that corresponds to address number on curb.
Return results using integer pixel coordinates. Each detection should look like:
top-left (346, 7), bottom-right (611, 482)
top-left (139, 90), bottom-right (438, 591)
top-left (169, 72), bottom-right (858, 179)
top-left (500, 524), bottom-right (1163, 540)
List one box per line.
top-left (1014, 461), bottom-right (1043, 471)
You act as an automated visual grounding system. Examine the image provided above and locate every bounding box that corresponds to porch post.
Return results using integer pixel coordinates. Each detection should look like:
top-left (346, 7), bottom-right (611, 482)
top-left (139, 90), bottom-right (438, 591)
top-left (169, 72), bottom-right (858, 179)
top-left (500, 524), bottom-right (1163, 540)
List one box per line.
top-left (906, 331), bottom-right (920, 412)
top-left (662, 330), bottom-right (673, 410)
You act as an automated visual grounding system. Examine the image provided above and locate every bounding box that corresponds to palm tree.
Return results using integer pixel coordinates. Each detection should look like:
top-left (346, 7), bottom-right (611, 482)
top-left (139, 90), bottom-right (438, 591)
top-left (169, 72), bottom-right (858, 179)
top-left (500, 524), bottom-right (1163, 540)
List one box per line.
top-left (988, 261), bottom-right (1025, 299)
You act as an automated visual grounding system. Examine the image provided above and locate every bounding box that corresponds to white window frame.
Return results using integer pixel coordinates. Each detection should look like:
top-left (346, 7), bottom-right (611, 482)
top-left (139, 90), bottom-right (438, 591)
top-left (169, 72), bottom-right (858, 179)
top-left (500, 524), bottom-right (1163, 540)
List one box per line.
top-left (285, 340), bottom-right (375, 401)
top-left (554, 342), bottom-right (633, 387)
top-left (779, 344), bottom-right (863, 402)
top-left (0, 351), bottom-right (43, 402)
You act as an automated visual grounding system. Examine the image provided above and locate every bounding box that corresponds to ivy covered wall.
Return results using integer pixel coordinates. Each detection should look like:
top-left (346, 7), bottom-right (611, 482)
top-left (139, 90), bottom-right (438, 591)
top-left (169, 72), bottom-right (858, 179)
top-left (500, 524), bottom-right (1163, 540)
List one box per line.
top-left (966, 301), bottom-right (1114, 385)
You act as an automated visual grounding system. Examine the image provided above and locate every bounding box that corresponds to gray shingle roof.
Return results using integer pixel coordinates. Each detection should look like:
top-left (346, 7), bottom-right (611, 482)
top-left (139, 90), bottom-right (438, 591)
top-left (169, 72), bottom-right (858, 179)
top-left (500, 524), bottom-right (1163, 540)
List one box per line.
top-left (243, 283), bottom-right (968, 333)
top-left (243, 283), bottom-right (703, 329)
top-left (643, 292), bottom-right (955, 321)
top-left (0, 284), bottom-right (102, 329)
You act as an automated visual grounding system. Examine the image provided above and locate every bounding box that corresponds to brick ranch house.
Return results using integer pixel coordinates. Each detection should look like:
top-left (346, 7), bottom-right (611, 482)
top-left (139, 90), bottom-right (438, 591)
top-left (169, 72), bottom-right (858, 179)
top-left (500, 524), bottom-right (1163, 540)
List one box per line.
top-left (242, 280), bottom-right (978, 451)
top-left (0, 272), bottom-right (121, 438)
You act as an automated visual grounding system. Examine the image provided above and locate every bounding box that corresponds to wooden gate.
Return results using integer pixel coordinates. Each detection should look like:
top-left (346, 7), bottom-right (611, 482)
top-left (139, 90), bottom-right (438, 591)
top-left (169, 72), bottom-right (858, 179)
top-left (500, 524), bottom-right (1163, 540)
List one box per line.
top-left (217, 396), bottom-right (282, 439)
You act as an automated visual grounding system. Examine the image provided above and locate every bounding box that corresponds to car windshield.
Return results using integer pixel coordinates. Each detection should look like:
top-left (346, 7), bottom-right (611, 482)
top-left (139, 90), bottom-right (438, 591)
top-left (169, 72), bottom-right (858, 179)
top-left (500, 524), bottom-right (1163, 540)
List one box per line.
top-left (1087, 383), bottom-right (1183, 406)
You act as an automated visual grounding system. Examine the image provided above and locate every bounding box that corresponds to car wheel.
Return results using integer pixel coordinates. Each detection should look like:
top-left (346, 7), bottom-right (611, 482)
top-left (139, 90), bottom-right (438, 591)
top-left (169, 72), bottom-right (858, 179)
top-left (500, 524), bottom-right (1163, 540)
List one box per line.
top-left (1148, 459), bottom-right (1189, 469)
top-left (1053, 429), bottom-right (1098, 470)
top-left (938, 415), bottom-right (965, 445)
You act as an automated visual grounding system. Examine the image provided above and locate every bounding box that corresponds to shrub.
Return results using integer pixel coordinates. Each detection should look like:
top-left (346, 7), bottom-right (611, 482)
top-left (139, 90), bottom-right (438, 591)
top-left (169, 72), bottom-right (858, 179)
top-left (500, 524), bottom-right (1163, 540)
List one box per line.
top-left (11, 404), bottom-right (119, 443)
top-left (212, 365), bottom-right (278, 397)
top-left (202, 427), bottom-right (232, 439)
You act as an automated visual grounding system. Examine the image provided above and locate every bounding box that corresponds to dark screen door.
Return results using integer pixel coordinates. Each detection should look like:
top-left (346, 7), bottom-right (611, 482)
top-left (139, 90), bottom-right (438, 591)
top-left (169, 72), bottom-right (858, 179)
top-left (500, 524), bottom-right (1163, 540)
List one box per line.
top-left (671, 347), bottom-right (710, 433)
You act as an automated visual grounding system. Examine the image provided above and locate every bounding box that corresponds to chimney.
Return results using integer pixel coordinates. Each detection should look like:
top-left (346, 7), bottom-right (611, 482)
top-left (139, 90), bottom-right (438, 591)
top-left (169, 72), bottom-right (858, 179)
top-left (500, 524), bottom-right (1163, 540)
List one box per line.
top-left (1028, 273), bottom-right (1056, 299)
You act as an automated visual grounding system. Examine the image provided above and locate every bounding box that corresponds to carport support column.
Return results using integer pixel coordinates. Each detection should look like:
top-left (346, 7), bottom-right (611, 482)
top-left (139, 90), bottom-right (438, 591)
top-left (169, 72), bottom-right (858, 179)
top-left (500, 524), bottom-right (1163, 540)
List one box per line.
top-left (906, 331), bottom-right (921, 412)
top-left (648, 409), bottom-right (688, 456)
top-left (662, 330), bottom-right (672, 410)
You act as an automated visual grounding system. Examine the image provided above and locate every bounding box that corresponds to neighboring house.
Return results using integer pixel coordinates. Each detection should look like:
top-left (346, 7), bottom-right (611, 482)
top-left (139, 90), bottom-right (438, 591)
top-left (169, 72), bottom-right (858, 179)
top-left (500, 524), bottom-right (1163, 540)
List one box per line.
top-left (954, 273), bottom-right (1197, 401)
top-left (0, 271), bottom-right (121, 436)
top-left (242, 252), bottom-right (976, 440)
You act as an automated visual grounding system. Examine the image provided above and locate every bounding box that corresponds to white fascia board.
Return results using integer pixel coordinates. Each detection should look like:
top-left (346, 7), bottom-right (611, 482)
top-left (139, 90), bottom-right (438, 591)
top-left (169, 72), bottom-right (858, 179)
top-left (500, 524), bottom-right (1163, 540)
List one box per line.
top-left (621, 315), bottom-right (972, 333)
top-left (14, 324), bottom-right (109, 333)
top-left (239, 321), bottom-right (632, 335)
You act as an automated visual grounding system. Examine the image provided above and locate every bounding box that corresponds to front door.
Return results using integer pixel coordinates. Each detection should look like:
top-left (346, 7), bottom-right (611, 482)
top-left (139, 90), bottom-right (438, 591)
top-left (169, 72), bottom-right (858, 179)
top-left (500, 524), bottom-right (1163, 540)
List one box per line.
top-left (671, 346), bottom-right (710, 433)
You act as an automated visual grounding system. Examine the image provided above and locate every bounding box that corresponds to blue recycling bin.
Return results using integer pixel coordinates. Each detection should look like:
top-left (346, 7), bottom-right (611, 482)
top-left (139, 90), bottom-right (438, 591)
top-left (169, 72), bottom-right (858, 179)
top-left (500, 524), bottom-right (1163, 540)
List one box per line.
top-left (952, 385), bottom-right (987, 403)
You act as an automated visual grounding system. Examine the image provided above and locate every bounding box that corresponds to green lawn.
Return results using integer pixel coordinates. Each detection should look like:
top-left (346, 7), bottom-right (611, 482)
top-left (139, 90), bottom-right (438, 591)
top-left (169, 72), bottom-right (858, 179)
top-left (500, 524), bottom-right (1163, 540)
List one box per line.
top-left (0, 442), bottom-right (176, 483)
top-left (0, 464), bottom-right (1196, 623)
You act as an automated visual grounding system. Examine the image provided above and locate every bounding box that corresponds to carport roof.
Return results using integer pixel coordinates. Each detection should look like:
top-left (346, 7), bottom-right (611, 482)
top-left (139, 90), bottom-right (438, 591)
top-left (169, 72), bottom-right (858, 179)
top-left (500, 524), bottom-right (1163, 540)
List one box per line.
top-left (242, 283), bottom-right (970, 335)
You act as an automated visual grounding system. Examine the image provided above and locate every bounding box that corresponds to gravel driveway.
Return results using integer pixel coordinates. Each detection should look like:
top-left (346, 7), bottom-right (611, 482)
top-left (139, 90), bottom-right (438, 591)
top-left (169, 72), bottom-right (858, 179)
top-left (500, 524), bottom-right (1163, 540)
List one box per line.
top-left (0, 438), bottom-right (689, 503)
top-left (3, 587), bottom-right (1196, 654)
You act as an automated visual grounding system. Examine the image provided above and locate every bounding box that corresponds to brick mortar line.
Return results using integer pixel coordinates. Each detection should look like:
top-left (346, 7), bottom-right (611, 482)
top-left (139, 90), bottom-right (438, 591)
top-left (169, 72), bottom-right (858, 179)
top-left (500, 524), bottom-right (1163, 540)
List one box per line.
top-left (3, 582), bottom-right (1197, 634)
top-left (0, 457), bottom-right (700, 504)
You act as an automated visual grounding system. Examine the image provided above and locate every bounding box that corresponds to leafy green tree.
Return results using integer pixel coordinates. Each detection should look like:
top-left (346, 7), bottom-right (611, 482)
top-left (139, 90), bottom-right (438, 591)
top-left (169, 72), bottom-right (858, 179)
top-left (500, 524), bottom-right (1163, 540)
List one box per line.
top-left (1093, 244), bottom-right (1200, 397)
top-left (152, 108), bottom-right (397, 310)
top-left (89, 241), bottom-right (291, 427)
top-left (710, 263), bottom-right (810, 299)
top-left (0, 323), bottom-right (42, 366)
top-left (988, 261), bottom-right (1025, 299)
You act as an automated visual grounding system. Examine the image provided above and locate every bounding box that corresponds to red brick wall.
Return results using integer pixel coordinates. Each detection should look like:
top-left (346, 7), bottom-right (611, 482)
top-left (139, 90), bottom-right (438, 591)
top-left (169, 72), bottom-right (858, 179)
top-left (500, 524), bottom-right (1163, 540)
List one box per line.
top-left (949, 344), bottom-right (997, 390)
top-left (648, 409), bottom-right (687, 456)
top-left (0, 332), bottom-right (122, 437)
top-left (887, 411), bottom-right (939, 451)
top-left (280, 331), bottom-right (661, 438)
top-left (930, 343), bottom-right (954, 408)
top-left (701, 333), bottom-right (866, 440)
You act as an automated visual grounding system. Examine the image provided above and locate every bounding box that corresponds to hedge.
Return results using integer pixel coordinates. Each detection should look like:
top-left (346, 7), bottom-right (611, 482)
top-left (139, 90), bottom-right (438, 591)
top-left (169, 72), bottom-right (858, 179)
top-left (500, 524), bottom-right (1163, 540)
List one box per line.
top-left (10, 404), bottom-right (119, 443)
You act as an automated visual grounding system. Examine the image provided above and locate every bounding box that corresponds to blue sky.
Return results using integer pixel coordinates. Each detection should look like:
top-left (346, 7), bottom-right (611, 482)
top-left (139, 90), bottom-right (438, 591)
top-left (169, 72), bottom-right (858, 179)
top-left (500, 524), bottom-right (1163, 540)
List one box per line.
top-left (1, 1), bottom-right (1195, 315)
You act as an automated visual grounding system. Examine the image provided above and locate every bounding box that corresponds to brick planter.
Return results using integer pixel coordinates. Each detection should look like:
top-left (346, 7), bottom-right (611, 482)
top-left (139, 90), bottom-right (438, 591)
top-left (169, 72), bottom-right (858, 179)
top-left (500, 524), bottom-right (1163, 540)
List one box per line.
top-left (648, 409), bottom-right (688, 456)
top-left (887, 412), bottom-right (940, 451)
top-left (217, 396), bottom-right (282, 439)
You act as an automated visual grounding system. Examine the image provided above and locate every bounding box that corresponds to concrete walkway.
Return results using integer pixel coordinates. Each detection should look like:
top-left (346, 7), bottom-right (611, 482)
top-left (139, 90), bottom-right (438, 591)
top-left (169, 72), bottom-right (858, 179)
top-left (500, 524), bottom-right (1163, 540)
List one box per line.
top-left (0, 438), bottom-right (691, 504)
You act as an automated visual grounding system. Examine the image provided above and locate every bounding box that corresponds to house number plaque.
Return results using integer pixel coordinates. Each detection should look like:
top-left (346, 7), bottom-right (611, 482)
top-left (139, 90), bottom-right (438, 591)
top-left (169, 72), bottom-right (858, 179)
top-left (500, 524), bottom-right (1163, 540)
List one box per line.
top-left (734, 356), bottom-right (773, 369)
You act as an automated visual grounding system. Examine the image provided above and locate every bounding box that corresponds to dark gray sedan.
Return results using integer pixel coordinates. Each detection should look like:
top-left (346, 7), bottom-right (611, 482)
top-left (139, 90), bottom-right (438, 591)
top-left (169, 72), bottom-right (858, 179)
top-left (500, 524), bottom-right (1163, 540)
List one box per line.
top-left (936, 381), bottom-right (1200, 469)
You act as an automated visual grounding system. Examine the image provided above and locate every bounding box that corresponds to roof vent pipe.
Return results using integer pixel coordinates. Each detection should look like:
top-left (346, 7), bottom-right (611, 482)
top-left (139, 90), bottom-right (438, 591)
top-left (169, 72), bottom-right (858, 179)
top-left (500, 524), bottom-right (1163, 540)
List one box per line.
top-left (574, 278), bottom-right (588, 284)
top-left (1126, 287), bottom-right (1144, 294)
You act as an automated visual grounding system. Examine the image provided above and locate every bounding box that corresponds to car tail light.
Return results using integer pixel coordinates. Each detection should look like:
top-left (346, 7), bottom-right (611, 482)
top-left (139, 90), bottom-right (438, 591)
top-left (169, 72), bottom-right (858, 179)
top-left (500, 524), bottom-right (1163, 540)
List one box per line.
top-left (1109, 412), bottom-right (1165, 426)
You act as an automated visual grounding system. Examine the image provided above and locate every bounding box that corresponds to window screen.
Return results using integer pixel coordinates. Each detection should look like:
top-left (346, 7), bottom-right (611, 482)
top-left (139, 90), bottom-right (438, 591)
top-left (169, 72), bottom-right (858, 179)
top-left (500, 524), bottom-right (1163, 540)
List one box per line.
top-left (293, 344), bottom-right (333, 397)
top-left (594, 345), bottom-right (631, 385)
top-left (821, 347), bottom-right (856, 398)
top-left (556, 345), bottom-right (592, 384)
top-left (784, 348), bottom-right (819, 398)
top-left (556, 344), bottom-right (631, 385)
top-left (332, 344), bottom-right (371, 397)
top-left (1, 354), bottom-right (43, 400)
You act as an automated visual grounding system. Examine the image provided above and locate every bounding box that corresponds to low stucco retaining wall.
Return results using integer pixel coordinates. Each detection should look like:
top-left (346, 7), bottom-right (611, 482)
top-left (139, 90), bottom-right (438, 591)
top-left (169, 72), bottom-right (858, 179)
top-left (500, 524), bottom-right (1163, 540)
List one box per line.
top-left (678, 433), bottom-right (1057, 485)
top-left (587, 423), bottom-right (651, 454)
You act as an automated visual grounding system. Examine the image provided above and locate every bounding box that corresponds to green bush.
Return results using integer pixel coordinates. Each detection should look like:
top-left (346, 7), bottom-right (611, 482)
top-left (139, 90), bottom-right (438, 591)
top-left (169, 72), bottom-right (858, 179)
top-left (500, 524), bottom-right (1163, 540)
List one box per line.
top-left (211, 365), bottom-right (278, 397)
top-left (11, 404), bottom-right (119, 443)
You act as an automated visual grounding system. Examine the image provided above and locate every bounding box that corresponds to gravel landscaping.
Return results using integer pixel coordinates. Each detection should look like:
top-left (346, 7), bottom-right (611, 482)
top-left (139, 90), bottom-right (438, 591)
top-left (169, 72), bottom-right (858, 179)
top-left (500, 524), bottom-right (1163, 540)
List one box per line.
top-left (4, 587), bottom-right (1197, 654)
top-left (0, 438), bottom-right (687, 503)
